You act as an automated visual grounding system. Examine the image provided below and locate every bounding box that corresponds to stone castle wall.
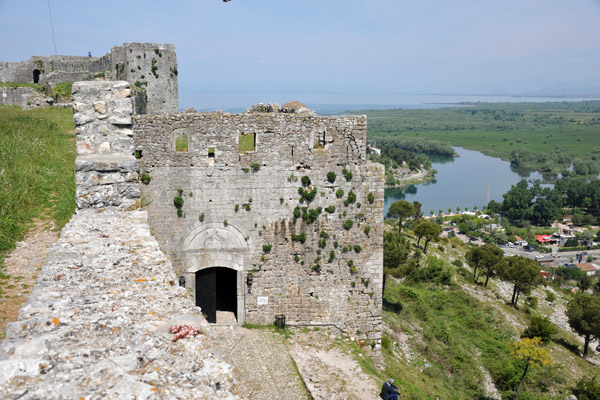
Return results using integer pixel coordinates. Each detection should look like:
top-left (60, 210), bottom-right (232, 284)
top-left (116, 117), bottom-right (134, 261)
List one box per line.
top-left (0, 209), bottom-right (240, 399)
top-left (111, 43), bottom-right (178, 114)
top-left (0, 43), bottom-right (177, 113)
top-left (134, 110), bottom-right (384, 343)
top-left (0, 86), bottom-right (51, 108)
top-left (0, 55), bottom-right (110, 84)
top-left (0, 81), bottom-right (239, 399)
top-left (72, 81), bottom-right (140, 209)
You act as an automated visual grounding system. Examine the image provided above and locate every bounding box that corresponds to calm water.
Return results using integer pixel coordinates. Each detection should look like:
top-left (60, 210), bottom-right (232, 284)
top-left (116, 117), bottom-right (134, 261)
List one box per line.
top-left (384, 147), bottom-right (547, 216)
top-left (184, 93), bottom-right (600, 114)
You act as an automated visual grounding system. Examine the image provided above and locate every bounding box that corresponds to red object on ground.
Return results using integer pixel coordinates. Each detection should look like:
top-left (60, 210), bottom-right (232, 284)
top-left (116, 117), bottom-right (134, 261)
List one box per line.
top-left (169, 324), bottom-right (200, 342)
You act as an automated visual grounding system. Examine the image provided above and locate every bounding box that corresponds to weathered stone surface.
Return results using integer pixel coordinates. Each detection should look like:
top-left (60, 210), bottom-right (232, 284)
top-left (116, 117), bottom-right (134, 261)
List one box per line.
top-left (93, 100), bottom-right (106, 114)
top-left (0, 86), bottom-right (52, 109)
top-left (1, 43), bottom-right (178, 114)
top-left (0, 210), bottom-right (240, 399)
top-left (73, 81), bottom-right (140, 210)
top-left (133, 108), bottom-right (384, 344)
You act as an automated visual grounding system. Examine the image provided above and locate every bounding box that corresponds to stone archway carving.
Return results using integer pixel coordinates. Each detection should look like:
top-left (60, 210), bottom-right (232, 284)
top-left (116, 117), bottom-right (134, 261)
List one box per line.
top-left (180, 222), bottom-right (251, 324)
top-left (183, 222), bottom-right (248, 253)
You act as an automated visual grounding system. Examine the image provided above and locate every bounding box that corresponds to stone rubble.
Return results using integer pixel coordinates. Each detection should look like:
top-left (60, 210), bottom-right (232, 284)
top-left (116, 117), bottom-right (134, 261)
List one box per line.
top-left (0, 209), bottom-right (241, 400)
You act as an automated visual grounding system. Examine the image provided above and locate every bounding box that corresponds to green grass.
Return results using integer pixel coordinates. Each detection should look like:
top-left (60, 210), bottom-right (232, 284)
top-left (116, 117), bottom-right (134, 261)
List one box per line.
top-left (0, 106), bottom-right (75, 269)
top-left (239, 133), bottom-right (256, 153)
top-left (353, 101), bottom-right (600, 175)
top-left (52, 82), bottom-right (73, 101)
top-left (0, 82), bottom-right (44, 91)
top-left (376, 230), bottom-right (600, 399)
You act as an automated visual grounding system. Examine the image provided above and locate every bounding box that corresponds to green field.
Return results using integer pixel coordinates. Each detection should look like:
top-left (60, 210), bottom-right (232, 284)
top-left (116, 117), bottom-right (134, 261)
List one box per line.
top-left (0, 106), bottom-right (75, 267)
top-left (353, 101), bottom-right (600, 176)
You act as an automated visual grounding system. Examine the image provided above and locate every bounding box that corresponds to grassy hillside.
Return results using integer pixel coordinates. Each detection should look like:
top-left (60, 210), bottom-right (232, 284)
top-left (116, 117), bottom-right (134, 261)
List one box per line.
top-left (0, 106), bottom-right (75, 269)
top-left (353, 101), bottom-right (600, 176)
top-left (375, 223), bottom-right (600, 399)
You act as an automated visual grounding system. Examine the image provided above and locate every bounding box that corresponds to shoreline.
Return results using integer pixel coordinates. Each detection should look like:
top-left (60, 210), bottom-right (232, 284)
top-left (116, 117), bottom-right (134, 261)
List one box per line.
top-left (385, 167), bottom-right (436, 188)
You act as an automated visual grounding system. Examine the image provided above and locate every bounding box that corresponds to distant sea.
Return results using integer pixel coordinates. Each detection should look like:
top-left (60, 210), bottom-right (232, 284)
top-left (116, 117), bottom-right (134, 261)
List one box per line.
top-left (184, 93), bottom-right (600, 115)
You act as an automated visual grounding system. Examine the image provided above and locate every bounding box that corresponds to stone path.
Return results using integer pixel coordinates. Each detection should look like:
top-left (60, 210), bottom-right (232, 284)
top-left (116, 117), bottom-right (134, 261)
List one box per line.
top-left (0, 220), bottom-right (58, 338)
top-left (212, 325), bottom-right (381, 400)
top-left (211, 325), bottom-right (309, 400)
top-left (0, 214), bottom-right (380, 400)
top-left (0, 210), bottom-right (240, 399)
top-left (288, 330), bottom-right (379, 400)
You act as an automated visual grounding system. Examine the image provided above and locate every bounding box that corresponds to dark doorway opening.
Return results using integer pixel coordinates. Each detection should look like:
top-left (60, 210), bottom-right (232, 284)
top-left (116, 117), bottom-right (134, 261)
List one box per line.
top-left (33, 69), bottom-right (41, 83)
top-left (195, 267), bottom-right (237, 323)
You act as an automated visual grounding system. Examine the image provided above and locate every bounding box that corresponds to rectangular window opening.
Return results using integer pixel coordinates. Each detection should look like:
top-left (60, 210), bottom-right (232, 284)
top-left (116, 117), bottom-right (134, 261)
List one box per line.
top-left (239, 132), bottom-right (256, 154)
top-left (175, 134), bottom-right (188, 152)
top-left (208, 147), bottom-right (215, 158)
top-left (313, 132), bottom-right (326, 149)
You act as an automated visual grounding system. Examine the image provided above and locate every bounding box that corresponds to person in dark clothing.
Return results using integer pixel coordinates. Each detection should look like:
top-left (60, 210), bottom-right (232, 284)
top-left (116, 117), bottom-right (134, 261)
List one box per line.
top-left (380, 378), bottom-right (403, 400)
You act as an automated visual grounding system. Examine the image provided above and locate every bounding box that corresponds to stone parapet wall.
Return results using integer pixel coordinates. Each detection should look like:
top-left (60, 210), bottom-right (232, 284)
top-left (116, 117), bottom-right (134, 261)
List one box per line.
top-left (0, 209), bottom-right (240, 399)
top-left (133, 111), bottom-right (367, 168)
top-left (0, 56), bottom-right (110, 84)
top-left (0, 86), bottom-right (52, 108)
top-left (73, 81), bottom-right (140, 209)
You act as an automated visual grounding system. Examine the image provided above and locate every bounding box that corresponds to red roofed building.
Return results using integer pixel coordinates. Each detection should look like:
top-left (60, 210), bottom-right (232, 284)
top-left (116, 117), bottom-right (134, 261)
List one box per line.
top-left (536, 235), bottom-right (552, 243)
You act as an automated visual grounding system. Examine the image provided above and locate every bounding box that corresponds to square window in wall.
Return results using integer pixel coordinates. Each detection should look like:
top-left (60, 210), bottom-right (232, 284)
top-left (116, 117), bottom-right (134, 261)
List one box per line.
top-left (175, 132), bottom-right (188, 152)
top-left (239, 132), bottom-right (256, 153)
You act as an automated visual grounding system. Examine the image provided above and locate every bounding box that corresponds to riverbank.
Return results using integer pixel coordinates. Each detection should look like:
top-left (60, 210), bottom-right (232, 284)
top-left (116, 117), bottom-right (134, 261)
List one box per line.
top-left (383, 147), bottom-right (546, 216)
top-left (360, 102), bottom-right (600, 179)
top-left (385, 166), bottom-right (436, 188)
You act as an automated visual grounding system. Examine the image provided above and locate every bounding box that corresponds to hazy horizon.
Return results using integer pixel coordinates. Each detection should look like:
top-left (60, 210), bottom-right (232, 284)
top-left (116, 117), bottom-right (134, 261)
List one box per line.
top-left (1, 0), bottom-right (599, 108)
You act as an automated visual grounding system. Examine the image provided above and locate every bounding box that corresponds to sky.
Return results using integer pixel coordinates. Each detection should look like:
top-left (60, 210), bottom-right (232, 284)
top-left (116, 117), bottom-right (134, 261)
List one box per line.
top-left (1, 0), bottom-right (599, 110)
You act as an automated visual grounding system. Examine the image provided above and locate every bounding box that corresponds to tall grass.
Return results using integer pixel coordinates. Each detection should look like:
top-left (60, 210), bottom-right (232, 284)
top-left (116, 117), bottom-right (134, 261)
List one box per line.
top-left (0, 106), bottom-right (75, 267)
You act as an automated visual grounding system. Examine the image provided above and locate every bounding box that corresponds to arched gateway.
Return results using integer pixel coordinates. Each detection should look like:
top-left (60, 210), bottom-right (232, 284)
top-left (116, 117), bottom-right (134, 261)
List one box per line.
top-left (181, 223), bottom-right (250, 324)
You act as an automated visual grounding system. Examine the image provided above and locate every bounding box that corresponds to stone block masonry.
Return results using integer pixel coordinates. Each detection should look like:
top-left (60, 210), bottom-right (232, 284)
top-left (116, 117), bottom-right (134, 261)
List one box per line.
top-left (111, 43), bottom-right (178, 114)
top-left (73, 81), bottom-right (140, 210)
top-left (0, 86), bottom-right (52, 109)
top-left (0, 209), bottom-right (240, 399)
top-left (0, 42), bottom-right (178, 114)
top-left (134, 108), bottom-right (385, 345)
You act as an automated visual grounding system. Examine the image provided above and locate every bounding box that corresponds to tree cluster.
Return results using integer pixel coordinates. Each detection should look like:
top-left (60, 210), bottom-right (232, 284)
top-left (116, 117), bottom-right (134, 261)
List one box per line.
top-left (497, 178), bottom-right (600, 227)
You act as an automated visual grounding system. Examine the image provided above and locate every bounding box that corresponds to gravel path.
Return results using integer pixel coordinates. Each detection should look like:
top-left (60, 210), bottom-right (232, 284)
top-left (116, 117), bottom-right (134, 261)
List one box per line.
top-left (0, 220), bottom-right (58, 338)
top-left (211, 325), bottom-right (309, 400)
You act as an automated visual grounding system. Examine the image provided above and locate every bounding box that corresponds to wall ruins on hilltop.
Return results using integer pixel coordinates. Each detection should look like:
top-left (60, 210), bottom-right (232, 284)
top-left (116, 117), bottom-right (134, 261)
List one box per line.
top-left (0, 42), bottom-right (177, 113)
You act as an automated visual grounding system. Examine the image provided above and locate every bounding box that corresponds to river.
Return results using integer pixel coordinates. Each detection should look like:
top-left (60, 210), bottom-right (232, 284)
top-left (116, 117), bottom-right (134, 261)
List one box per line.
top-left (383, 147), bottom-right (547, 216)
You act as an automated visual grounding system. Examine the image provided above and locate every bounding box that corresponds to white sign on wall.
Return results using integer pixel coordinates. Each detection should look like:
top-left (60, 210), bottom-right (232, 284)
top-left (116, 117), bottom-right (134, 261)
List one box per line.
top-left (257, 296), bottom-right (269, 305)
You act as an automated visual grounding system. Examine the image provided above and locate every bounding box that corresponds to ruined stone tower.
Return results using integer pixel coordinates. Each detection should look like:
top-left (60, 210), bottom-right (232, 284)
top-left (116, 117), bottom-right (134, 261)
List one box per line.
top-left (110, 43), bottom-right (178, 114)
